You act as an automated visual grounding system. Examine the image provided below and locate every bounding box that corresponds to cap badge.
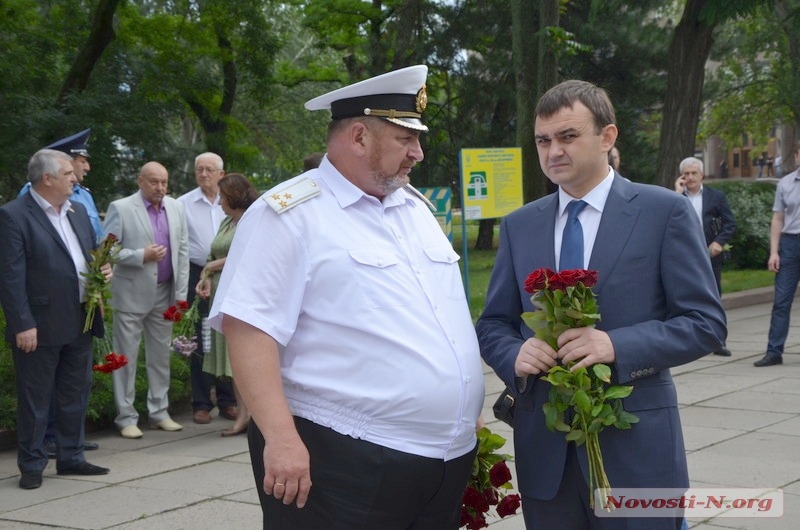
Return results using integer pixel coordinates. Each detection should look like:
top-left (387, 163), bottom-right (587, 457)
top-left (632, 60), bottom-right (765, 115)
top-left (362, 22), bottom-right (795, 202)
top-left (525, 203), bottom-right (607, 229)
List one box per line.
top-left (415, 85), bottom-right (428, 114)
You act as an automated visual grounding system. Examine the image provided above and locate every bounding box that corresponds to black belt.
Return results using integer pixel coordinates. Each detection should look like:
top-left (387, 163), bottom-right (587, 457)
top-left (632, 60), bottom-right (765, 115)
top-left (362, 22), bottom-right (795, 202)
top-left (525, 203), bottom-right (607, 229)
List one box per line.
top-left (782, 233), bottom-right (800, 238)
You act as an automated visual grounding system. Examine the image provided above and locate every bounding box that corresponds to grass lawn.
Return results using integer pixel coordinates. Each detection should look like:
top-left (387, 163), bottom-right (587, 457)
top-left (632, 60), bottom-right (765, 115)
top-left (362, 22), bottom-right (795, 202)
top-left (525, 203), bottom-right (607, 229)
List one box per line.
top-left (452, 218), bottom-right (774, 321)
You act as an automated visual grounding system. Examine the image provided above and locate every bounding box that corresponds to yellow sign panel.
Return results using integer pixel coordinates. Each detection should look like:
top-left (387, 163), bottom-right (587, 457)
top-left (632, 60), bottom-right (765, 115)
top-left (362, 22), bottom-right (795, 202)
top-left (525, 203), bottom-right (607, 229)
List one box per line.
top-left (460, 148), bottom-right (523, 219)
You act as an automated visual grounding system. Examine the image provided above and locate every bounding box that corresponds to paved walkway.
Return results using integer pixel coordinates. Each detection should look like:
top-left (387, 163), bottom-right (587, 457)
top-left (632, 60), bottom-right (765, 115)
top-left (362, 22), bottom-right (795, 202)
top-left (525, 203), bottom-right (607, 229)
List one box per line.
top-left (1, 299), bottom-right (799, 529)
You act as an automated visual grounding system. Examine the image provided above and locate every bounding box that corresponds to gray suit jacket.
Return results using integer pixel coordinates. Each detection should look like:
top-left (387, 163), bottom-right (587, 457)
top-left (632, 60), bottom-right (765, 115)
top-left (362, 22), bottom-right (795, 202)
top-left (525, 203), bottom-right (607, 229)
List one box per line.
top-left (104, 191), bottom-right (189, 312)
top-left (477, 174), bottom-right (727, 500)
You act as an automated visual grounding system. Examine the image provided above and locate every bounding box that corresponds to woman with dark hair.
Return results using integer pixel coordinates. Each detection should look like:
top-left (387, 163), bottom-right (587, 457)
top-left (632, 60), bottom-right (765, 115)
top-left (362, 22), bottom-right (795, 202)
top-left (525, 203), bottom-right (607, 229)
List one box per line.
top-left (196, 173), bottom-right (260, 436)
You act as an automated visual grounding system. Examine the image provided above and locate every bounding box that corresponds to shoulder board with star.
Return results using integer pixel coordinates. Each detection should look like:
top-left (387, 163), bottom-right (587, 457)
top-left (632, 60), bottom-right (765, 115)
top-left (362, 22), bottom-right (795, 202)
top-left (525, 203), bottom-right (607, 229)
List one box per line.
top-left (262, 177), bottom-right (321, 214)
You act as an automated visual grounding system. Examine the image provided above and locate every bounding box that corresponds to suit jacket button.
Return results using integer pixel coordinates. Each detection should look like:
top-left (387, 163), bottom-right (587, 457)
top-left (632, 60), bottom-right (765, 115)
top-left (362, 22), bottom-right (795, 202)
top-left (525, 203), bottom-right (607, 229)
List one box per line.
top-left (630, 371), bottom-right (636, 379)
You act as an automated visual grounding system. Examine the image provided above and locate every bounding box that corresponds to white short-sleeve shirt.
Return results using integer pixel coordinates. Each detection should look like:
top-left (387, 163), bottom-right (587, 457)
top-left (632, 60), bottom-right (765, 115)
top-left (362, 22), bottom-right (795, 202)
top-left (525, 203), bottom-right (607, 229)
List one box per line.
top-left (209, 158), bottom-right (484, 461)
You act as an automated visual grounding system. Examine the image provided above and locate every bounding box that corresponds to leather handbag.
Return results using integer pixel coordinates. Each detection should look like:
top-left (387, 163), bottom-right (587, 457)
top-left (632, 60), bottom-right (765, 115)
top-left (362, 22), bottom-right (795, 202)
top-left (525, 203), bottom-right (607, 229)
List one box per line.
top-left (492, 386), bottom-right (516, 428)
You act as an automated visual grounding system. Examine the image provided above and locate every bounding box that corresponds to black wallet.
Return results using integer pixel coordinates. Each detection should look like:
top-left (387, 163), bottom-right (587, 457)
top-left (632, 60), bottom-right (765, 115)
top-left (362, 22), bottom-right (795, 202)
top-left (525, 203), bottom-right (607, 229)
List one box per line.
top-left (492, 386), bottom-right (516, 427)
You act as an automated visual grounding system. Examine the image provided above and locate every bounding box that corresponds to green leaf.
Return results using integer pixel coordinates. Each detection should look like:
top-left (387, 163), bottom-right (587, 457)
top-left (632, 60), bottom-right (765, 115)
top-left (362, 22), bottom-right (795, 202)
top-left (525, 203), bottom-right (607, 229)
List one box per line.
top-left (573, 390), bottom-right (591, 412)
top-left (543, 402), bottom-right (558, 431)
top-left (603, 385), bottom-right (634, 400)
top-left (565, 429), bottom-right (584, 442)
top-left (592, 364), bottom-right (612, 383)
top-left (554, 419), bottom-right (571, 432)
top-left (618, 410), bottom-right (640, 424)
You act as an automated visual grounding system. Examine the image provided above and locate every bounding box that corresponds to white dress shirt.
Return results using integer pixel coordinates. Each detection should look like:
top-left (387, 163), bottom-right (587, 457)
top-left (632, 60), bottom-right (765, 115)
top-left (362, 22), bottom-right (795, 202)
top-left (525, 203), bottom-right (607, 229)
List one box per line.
top-left (209, 158), bottom-right (484, 461)
top-left (30, 188), bottom-right (88, 301)
top-left (177, 187), bottom-right (224, 266)
top-left (555, 169), bottom-right (614, 269)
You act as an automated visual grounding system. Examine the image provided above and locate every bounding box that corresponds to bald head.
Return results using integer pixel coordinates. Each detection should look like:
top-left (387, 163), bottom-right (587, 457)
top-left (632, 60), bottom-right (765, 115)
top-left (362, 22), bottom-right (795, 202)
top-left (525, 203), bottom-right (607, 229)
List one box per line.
top-left (138, 161), bottom-right (169, 206)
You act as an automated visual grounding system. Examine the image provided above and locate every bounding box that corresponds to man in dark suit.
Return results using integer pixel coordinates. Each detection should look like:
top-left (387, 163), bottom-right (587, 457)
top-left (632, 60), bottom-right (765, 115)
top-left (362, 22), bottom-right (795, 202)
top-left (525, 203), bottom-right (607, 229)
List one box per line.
top-left (476, 80), bottom-right (727, 529)
top-left (675, 156), bottom-right (736, 356)
top-left (0, 149), bottom-right (111, 490)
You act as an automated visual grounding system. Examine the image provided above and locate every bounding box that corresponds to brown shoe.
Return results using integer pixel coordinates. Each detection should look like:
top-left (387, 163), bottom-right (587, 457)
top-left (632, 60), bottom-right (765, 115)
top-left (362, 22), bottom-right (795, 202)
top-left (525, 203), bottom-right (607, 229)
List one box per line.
top-left (193, 409), bottom-right (212, 424)
top-left (219, 406), bottom-right (238, 421)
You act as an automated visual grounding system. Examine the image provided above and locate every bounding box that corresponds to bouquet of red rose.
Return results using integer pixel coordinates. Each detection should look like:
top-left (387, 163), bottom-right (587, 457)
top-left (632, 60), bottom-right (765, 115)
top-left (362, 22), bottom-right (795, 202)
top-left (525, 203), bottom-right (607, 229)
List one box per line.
top-left (93, 352), bottom-right (128, 373)
top-left (81, 234), bottom-right (119, 333)
top-left (522, 268), bottom-right (638, 508)
top-left (91, 329), bottom-right (128, 374)
top-left (459, 427), bottom-right (521, 529)
top-left (163, 298), bottom-right (201, 356)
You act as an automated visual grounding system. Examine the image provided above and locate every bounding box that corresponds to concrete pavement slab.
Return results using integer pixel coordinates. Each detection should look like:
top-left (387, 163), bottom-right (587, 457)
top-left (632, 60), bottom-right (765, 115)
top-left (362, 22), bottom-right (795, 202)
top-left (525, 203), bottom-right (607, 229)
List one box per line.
top-left (112, 498), bottom-right (262, 530)
top-left (698, 388), bottom-right (800, 414)
top-left (1, 484), bottom-right (207, 529)
top-left (686, 432), bottom-right (800, 488)
top-left (681, 424), bottom-right (748, 452)
top-left (679, 405), bottom-right (791, 432)
top-left (124, 460), bottom-right (253, 497)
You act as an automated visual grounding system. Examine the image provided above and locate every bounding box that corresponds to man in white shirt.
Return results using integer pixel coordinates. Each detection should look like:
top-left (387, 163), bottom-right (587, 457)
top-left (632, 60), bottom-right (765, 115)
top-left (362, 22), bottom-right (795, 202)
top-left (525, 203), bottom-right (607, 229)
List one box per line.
top-left (177, 152), bottom-right (237, 424)
top-left (0, 149), bottom-right (111, 489)
top-left (209, 65), bottom-right (484, 529)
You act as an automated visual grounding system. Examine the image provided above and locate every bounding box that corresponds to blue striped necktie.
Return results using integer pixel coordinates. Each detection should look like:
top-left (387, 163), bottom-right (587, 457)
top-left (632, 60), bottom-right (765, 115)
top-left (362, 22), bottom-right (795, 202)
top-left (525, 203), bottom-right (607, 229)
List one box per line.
top-left (560, 200), bottom-right (587, 271)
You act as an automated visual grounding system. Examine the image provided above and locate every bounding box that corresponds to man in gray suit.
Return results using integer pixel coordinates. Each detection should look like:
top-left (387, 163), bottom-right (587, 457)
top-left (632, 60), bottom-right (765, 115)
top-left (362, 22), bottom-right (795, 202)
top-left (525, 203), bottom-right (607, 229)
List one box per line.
top-left (477, 80), bottom-right (727, 529)
top-left (0, 149), bottom-right (111, 489)
top-left (104, 161), bottom-right (189, 439)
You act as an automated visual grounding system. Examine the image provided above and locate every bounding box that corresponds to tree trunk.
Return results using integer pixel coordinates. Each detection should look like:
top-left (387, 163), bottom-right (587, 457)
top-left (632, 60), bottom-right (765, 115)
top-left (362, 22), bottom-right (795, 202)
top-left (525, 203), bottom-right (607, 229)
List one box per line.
top-left (56, 0), bottom-right (121, 109)
top-left (475, 219), bottom-right (496, 250)
top-left (776, 0), bottom-right (800, 149)
top-left (655, 0), bottom-right (716, 188)
top-left (512, 0), bottom-right (543, 204)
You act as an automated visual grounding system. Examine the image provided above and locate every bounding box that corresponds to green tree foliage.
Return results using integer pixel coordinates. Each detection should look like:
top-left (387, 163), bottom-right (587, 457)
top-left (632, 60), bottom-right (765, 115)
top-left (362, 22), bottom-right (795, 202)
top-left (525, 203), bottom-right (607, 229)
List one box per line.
top-left (701, 0), bottom-right (800, 154)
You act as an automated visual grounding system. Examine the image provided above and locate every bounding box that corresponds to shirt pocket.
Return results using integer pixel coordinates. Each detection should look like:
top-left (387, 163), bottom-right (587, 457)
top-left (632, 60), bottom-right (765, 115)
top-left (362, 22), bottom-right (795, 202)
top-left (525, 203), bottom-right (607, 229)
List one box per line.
top-left (348, 249), bottom-right (415, 309)
top-left (422, 244), bottom-right (466, 300)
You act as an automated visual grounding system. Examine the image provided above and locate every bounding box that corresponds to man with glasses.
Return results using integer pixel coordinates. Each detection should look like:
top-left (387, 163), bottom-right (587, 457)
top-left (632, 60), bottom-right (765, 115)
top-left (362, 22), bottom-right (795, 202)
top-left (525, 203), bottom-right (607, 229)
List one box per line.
top-left (177, 153), bottom-right (237, 424)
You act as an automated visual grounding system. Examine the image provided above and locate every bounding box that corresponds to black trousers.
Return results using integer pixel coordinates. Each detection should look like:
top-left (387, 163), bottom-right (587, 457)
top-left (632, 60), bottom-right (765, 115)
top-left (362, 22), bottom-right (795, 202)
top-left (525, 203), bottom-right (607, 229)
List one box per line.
top-left (13, 333), bottom-right (93, 473)
top-left (248, 417), bottom-right (476, 530)
top-left (188, 263), bottom-right (234, 411)
top-left (523, 445), bottom-right (683, 530)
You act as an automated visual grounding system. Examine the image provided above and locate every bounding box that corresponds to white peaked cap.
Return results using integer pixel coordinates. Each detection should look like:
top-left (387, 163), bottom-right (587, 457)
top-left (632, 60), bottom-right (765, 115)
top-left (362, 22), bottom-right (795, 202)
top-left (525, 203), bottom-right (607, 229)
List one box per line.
top-left (304, 65), bottom-right (429, 132)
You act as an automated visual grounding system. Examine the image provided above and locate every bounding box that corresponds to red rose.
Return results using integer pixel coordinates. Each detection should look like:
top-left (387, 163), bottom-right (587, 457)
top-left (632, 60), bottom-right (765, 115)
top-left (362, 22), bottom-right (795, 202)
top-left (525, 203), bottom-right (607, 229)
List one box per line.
top-left (459, 507), bottom-right (471, 527)
top-left (557, 269), bottom-right (599, 289)
top-left (580, 269), bottom-right (598, 288)
top-left (462, 486), bottom-right (490, 513)
top-left (92, 363), bottom-right (113, 373)
top-left (489, 461), bottom-right (512, 488)
top-left (556, 269), bottom-right (584, 287)
top-left (467, 512), bottom-right (488, 529)
top-left (163, 306), bottom-right (178, 321)
top-left (524, 268), bottom-right (555, 293)
top-left (482, 487), bottom-right (498, 505)
top-left (177, 300), bottom-right (190, 310)
top-left (496, 493), bottom-right (521, 517)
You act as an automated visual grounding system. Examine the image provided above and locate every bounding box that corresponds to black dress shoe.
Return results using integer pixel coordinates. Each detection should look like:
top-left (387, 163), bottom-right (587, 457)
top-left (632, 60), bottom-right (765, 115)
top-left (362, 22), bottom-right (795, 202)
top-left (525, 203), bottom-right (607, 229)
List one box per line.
top-left (713, 347), bottom-right (732, 357)
top-left (754, 354), bottom-right (783, 367)
top-left (84, 441), bottom-right (99, 451)
top-left (57, 462), bottom-right (110, 476)
top-left (19, 472), bottom-right (43, 489)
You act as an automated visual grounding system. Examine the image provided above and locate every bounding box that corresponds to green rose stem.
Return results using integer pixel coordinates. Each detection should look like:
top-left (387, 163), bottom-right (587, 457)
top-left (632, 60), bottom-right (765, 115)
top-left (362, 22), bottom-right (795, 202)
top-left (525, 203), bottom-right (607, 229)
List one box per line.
top-left (522, 268), bottom-right (638, 509)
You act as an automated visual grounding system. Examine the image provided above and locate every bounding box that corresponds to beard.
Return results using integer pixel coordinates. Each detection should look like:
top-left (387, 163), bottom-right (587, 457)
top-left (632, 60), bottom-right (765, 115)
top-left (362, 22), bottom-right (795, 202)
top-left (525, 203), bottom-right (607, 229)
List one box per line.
top-left (367, 143), bottom-right (411, 197)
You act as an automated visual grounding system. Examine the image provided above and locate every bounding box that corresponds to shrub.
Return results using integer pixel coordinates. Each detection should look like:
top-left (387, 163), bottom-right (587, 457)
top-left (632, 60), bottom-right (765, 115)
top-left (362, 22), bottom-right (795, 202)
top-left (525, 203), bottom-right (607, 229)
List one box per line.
top-left (709, 180), bottom-right (774, 270)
